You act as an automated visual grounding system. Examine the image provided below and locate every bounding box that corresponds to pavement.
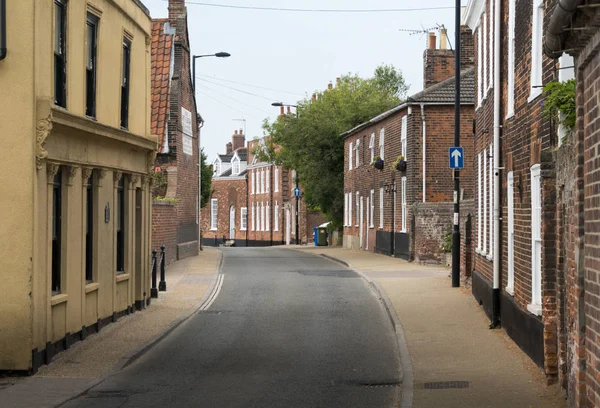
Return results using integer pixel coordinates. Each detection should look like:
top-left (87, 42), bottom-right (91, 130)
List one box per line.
top-left (0, 247), bottom-right (221, 408)
top-left (60, 248), bottom-right (402, 408)
top-left (295, 245), bottom-right (566, 408)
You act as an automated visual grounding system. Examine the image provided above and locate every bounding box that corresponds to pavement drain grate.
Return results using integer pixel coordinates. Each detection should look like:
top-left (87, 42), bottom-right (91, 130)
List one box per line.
top-left (422, 381), bottom-right (470, 390)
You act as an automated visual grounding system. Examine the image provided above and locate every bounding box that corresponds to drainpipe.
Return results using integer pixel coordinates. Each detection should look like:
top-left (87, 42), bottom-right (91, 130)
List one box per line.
top-left (421, 104), bottom-right (426, 203)
top-left (543, 0), bottom-right (582, 59)
top-left (491, 0), bottom-right (501, 328)
top-left (0, 0), bottom-right (6, 60)
top-left (198, 118), bottom-right (204, 251)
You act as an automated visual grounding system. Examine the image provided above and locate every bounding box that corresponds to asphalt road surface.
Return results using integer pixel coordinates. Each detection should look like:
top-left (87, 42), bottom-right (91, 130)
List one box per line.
top-left (62, 248), bottom-right (401, 408)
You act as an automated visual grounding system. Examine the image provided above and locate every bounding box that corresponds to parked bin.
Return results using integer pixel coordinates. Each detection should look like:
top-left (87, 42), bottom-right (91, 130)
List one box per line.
top-left (316, 227), bottom-right (328, 246)
top-left (313, 226), bottom-right (319, 246)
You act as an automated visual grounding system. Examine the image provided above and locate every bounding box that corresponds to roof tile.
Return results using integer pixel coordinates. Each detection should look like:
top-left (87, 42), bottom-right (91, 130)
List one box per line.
top-left (150, 20), bottom-right (173, 150)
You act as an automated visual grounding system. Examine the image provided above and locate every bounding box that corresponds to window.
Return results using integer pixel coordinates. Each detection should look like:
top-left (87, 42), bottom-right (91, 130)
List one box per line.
top-left (120, 38), bottom-right (131, 129)
top-left (529, 164), bottom-right (542, 315)
top-left (370, 190), bottom-right (374, 228)
top-left (369, 133), bottom-right (375, 164)
top-left (379, 188), bottom-right (384, 229)
top-left (507, 172), bottom-right (515, 294)
top-left (210, 199), bottom-right (218, 230)
top-left (54, 0), bottom-right (67, 108)
top-left (477, 152), bottom-right (482, 251)
top-left (483, 13), bottom-right (487, 99)
top-left (477, 26), bottom-right (483, 106)
top-left (251, 203), bottom-right (255, 231)
top-left (116, 175), bottom-right (126, 273)
top-left (344, 193), bottom-right (348, 226)
top-left (507, 0), bottom-right (516, 117)
top-left (355, 139), bottom-right (360, 167)
top-left (241, 207), bottom-right (247, 231)
top-left (214, 161), bottom-right (221, 176)
top-left (558, 54), bottom-right (575, 146)
top-left (488, 0), bottom-right (493, 92)
top-left (85, 13), bottom-right (98, 118)
top-left (261, 202), bottom-right (265, 231)
top-left (257, 202), bottom-right (261, 231)
top-left (232, 158), bottom-right (240, 175)
top-left (349, 141), bottom-right (353, 170)
top-left (349, 192), bottom-right (352, 228)
top-left (379, 128), bottom-right (385, 159)
top-left (85, 170), bottom-right (95, 283)
top-left (356, 192), bottom-right (359, 226)
top-left (275, 167), bottom-right (279, 192)
top-left (488, 144), bottom-right (493, 258)
top-left (483, 147), bottom-right (487, 254)
top-left (261, 169), bottom-right (265, 194)
top-left (52, 168), bottom-right (63, 294)
top-left (401, 116), bottom-right (407, 158)
top-left (251, 170), bottom-right (255, 194)
top-left (366, 196), bottom-right (370, 229)
top-left (401, 177), bottom-right (407, 232)
top-left (266, 168), bottom-right (270, 193)
top-left (529, 0), bottom-right (544, 101)
top-left (275, 202), bottom-right (279, 231)
top-left (266, 203), bottom-right (270, 231)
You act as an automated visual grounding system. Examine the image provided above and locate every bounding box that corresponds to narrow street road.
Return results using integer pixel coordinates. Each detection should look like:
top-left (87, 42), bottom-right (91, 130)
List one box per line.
top-left (63, 248), bottom-right (401, 408)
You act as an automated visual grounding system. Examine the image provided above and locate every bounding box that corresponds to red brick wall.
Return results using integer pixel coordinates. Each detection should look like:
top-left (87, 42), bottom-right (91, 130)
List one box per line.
top-left (201, 178), bottom-right (247, 243)
top-left (151, 201), bottom-right (177, 266)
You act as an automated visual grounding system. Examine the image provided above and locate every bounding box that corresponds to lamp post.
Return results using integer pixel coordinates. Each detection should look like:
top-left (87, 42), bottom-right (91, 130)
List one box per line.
top-left (451, 0), bottom-right (461, 288)
top-left (192, 52), bottom-right (230, 91)
top-left (272, 102), bottom-right (299, 244)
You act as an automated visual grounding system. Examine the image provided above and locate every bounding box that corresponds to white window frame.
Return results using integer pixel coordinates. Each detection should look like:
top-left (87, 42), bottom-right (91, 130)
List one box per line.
top-left (477, 26), bottom-right (483, 107)
top-left (379, 128), bottom-right (385, 159)
top-left (210, 199), bottom-right (218, 230)
top-left (528, 164), bottom-right (542, 315)
top-left (266, 168), bottom-right (271, 193)
top-left (344, 193), bottom-right (348, 226)
top-left (379, 188), bottom-right (384, 229)
top-left (488, 144), bottom-right (493, 259)
top-left (261, 202), bottom-right (265, 232)
top-left (557, 54), bottom-right (575, 147)
top-left (274, 167), bottom-right (279, 192)
top-left (274, 202), bottom-right (279, 231)
top-left (370, 190), bottom-right (375, 228)
top-left (251, 170), bottom-right (255, 195)
top-left (507, 0), bottom-right (516, 118)
top-left (401, 116), bottom-right (407, 158)
top-left (488, 0), bottom-right (493, 92)
top-left (232, 157), bottom-right (240, 175)
top-left (261, 169), bottom-right (265, 194)
top-left (241, 207), bottom-right (247, 231)
top-left (529, 0), bottom-right (544, 102)
top-left (251, 203), bottom-right (255, 231)
top-left (355, 192), bottom-right (359, 227)
top-left (355, 139), bottom-right (360, 167)
top-left (477, 152), bottom-right (482, 252)
top-left (256, 202), bottom-right (260, 231)
top-left (349, 141), bottom-right (353, 171)
top-left (266, 202), bottom-right (270, 231)
top-left (214, 160), bottom-right (221, 177)
top-left (483, 13), bottom-right (488, 98)
top-left (507, 172), bottom-right (515, 295)
top-left (349, 192), bottom-right (353, 228)
top-left (369, 133), bottom-right (375, 164)
top-left (401, 177), bottom-right (407, 232)
top-left (483, 147), bottom-right (487, 255)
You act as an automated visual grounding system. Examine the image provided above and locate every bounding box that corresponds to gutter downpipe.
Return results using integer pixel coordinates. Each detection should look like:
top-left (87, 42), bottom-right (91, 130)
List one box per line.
top-left (421, 104), bottom-right (426, 203)
top-left (491, 0), bottom-right (502, 328)
top-left (198, 119), bottom-right (205, 251)
top-left (0, 0), bottom-right (6, 60)
top-left (544, 0), bottom-right (582, 59)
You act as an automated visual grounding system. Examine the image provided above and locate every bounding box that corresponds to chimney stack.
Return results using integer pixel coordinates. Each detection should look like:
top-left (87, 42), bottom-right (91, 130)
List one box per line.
top-left (168, 0), bottom-right (186, 20)
top-left (423, 25), bottom-right (473, 89)
top-left (232, 128), bottom-right (245, 151)
top-left (327, 82), bottom-right (333, 90)
top-left (226, 142), bottom-right (233, 154)
top-left (440, 28), bottom-right (447, 50)
top-left (280, 106), bottom-right (285, 116)
top-left (428, 32), bottom-right (436, 50)
top-left (312, 93), bottom-right (317, 101)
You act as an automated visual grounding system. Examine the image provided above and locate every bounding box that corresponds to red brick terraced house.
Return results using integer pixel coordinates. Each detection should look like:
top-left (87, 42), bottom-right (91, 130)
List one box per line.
top-left (464, 0), bottom-right (580, 386)
top-left (543, 0), bottom-right (600, 405)
top-left (342, 29), bottom-right (475, 266)
top-left (150, 0), bottom-right (201, 265)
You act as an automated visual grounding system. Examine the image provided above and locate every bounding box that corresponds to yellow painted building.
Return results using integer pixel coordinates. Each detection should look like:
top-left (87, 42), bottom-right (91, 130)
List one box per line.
top-left (0, 0), bottom-right (157, 372)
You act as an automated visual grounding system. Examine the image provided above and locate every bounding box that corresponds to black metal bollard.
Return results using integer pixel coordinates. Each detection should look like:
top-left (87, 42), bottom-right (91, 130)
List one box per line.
top-left (151, 249), bottom-right (158, 298)
top-left (159, 245), bottom-right (167, 291)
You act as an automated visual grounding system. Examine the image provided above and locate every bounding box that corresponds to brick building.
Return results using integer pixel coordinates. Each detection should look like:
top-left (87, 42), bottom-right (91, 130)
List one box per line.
top-left (342, 28), bottom-right (475, 265)
top-left (543, 1), bottom-right (600, 406)
top-left (150, 0), bottom-right (201, 264)
top-left (202, 130), bottom-right (325, 247)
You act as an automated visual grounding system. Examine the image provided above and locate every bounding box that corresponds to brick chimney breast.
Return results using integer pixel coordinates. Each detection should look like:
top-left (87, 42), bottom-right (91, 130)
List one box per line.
top-left (226, 142), bottom-right (233, 154)
top-left (232, 129), bottom-right (245, 152)
top-left (168, 0), bottom-right (186, 18)
top-left (423, 25), bottom-right (474, 89)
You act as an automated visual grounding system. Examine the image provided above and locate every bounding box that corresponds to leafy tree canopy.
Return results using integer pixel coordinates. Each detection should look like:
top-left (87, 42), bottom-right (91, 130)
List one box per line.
top-left (200, 148), bottom-right (213, 208)
top-left (260, 64), bottom-right (408, 228)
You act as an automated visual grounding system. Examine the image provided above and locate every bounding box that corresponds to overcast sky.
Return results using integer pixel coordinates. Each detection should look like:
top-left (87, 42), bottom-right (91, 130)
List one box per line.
top-left (142, 0), bottom-right (461, 161)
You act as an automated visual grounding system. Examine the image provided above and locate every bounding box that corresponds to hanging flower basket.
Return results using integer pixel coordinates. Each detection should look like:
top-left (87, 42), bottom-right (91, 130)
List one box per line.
top-left (393, 155), bottom-right (407, 172)
top-left (371, 156), bottom-right (384, 170)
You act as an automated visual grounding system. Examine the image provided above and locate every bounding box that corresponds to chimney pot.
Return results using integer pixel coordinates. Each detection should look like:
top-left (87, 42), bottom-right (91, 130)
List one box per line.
top-left (336, 77), bottom-right (340, 85)
top-left (440, 28), bottom-right (447, 50)
top-left (239, 128), bottom-right (243, 135)
top-left (287, 106), bottom-right (291, 114)
top-left (280, 106), bottom-right (284, 115)
top-left (312, 93), bottom-right (317, 100)
top-left (234, 129), bottom-right (238, 135)
top-left (327, 82), bottom-right (333, 90)
top-left (428, 32), bottom-right (436, 50)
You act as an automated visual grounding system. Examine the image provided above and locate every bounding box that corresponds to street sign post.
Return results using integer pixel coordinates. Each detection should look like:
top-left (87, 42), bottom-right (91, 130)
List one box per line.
top-left (449, 147), bottom-right (464, 169)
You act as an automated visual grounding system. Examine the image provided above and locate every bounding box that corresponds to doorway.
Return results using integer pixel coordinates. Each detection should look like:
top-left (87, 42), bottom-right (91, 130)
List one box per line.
top-left (229, 206), bottom-right (235, 240)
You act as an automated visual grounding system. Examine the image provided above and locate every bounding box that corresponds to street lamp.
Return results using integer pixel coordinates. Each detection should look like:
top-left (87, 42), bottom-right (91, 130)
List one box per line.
top-left (192, 52), bottom-right (230, 91)
top-left (271, 102), bottom-right (300, 244)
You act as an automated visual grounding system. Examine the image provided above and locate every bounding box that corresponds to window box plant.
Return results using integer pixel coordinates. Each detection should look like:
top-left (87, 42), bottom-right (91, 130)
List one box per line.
top-left (393, 155), bottom-right (407, 172)
top-left (371, 156), bottom-right (384, 170)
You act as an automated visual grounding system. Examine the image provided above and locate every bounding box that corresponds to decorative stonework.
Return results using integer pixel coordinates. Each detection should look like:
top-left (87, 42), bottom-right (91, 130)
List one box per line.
top-left (113, 171), bottom-right (123, 188)
top-left (98, 169), bottom-right (107, 187)
top-left (46, 163), bottom-right (60, 184)
top-left (141, 175), bottom-right (150, 188)
top-left (36, 114), bottom-right (53, 170)
top-left (82, 167), bottom-right (94, 185)
top-left (129, 174), bottom-right (141, 190)
top-left (147, 150), bottom-right (158, 174)
top-left (66, 165), bottom-right (79, 186)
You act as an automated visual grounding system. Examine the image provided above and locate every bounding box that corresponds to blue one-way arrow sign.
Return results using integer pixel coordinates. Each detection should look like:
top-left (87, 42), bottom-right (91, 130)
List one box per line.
top-left (449, 147), bottom-right (464, 169)
top-left (294, 187), bottom-right (301, 197)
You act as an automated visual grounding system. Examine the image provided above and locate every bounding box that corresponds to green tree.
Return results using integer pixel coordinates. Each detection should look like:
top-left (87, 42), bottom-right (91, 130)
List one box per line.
top-left (200, 148), bottom-right (213, 208)
top-left (261, 65), bottom-right (408, 227)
